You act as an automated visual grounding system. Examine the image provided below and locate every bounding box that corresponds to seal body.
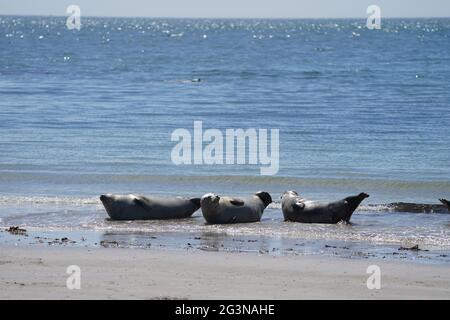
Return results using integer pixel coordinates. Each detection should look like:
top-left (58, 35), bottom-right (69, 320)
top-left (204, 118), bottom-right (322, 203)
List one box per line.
top-left (100, 194), bottom-right (201, 220)
top-left (200, 191), bottom-right (272, 224)
top-left (281, 191), bottom-right (369, 224)
top-left (440, 199), bottom-right (450, 211)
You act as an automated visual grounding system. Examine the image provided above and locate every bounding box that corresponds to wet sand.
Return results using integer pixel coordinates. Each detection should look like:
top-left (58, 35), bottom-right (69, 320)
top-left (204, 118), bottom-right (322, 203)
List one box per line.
top-left (1, 245), bottom-right (449, 299)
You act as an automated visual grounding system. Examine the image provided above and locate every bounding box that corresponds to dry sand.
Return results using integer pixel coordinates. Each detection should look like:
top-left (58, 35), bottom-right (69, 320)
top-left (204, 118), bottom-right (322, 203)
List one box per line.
top-left (0, 245), bottom-right (449, 299)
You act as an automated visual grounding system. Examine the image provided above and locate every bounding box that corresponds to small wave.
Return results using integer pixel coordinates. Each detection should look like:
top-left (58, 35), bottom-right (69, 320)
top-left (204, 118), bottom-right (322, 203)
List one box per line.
top-left (0, 196), bottom-right (100, 206)
top-left (163, 78), bottom-right (202, 84)
top-left (267, 202), bottom-right (281, 209)
top-left (1, 172), bottom-right (450, 191)
top-left (301, 70), bottom-right (322, 77)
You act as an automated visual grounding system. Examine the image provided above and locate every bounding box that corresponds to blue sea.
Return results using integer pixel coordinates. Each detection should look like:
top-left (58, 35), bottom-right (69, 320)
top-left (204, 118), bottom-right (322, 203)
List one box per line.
top-left (0, 16), bottom-right (449, 262)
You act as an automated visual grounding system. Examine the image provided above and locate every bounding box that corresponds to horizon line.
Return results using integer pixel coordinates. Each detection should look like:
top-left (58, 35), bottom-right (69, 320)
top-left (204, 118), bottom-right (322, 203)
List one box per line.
top-left (1, 13), bottom-right (450, 20)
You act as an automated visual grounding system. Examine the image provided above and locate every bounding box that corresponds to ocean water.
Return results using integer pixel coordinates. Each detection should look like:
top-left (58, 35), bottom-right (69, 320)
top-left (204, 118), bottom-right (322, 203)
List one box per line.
top-left (1, 16), bottom-right (450, 261)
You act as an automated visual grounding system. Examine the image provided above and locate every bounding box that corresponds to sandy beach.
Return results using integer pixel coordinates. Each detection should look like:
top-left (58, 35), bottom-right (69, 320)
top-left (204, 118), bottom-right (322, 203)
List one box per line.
top-left (1, 245), bottom-right (449, 300)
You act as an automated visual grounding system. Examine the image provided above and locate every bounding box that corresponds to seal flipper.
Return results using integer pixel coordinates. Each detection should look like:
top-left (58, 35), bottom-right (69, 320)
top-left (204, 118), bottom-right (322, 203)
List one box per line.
top-left (292, 201), bottom-right (305, 210)
top-left (230, 198), bottom-right (245, 206)
top-left (226, 216), bottom-right (238, 224)
top-left (340, 193), bottom-right (369, 222)
top-left (133, 197), bottom-right (153, 211)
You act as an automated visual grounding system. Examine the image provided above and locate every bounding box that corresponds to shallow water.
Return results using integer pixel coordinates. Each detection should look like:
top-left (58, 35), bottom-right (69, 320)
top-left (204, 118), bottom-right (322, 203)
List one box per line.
top-left (1, 196), bottom-right (449, 264)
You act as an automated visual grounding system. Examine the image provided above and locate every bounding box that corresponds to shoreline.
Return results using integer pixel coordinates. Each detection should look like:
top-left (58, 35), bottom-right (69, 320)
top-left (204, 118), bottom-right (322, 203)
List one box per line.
top-left (1, 244), bottom-right (450, 299)
top-left (2, 227), bottom-right (450, 266)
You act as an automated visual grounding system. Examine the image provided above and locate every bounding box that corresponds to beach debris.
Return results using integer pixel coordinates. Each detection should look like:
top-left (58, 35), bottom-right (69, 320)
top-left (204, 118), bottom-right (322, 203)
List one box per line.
top-left (35, 236), bottom-right (49, 244)
top-left (6, 281), bottom-right (26, 286)
top-left (6, 226), bottom-right (28, 236)
top-left (325, 244), bottom-right (350, 250)
top-left (351, 251), bottom-right (376, 259)
top-left (47, 237), bottom-right (76, 245)
top-left (100, 240), bottom-right (119, 248)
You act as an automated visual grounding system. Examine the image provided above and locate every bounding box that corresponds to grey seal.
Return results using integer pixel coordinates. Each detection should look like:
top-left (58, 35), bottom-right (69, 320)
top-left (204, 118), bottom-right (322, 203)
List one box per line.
top-left (281, 191), bottom-right (369, 224)
top-left (440, 199), bottom-right (450, 211)
top-left (100, 194), bottom-right (201, 220)
top-left (200, 191), bottom-right (272, 224)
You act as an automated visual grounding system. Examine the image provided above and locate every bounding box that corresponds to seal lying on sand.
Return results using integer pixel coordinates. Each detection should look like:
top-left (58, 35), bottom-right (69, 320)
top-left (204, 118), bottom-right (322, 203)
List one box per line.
top-left (200, 191), bottom-right (272, 224)
top-left (281, 191), bottom-right (369, 224)
top-left (439, 199), bottom-right (450, 211)
top-left (100, 194), bottom-right (201, 220)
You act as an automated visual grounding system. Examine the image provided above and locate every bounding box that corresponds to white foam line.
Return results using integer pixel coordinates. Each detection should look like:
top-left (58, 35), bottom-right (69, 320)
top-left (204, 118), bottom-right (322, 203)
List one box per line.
top-left (0, 196), bottom-right (100, 205)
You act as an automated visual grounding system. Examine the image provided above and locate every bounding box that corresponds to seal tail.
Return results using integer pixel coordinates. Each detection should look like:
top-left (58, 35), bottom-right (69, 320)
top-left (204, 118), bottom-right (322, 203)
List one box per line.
top-left (439, 199), bottom-right (450, 210)
top-left (256, 191), bottom-right (273, 208)
top-left (190, 198), bottom-right (201, 208)
top-left (342, 192), bottom-right (370, 221)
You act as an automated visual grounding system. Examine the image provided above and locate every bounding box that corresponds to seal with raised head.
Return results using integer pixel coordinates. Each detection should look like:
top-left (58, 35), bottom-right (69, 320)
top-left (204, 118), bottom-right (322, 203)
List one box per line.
top-left (281, 191), bottom-right (369, 224)
top-left (200, 191), bottom-right (272, 224)
top-left (100, 194), bottom-right (201, 220)
top-left (440, 199), bottom-right (450, 211)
